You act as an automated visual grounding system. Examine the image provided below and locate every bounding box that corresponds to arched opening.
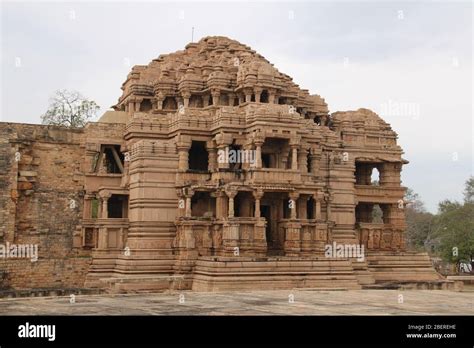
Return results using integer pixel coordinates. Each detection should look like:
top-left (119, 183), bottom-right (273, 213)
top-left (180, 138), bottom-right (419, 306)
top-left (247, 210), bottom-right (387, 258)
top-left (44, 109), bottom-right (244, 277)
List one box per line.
top-left (139, 99), bottom-right (152, 112)
top-left (371, 167), bottom-right (380, 185)
top-left (251, 94), bottom-right (256, 102)
top-left (163, 97), bottom-right (177, 110)
top-left (188, 141), bottom-right (208, 172)
top-left (260, 90), bottom-right (269, 103)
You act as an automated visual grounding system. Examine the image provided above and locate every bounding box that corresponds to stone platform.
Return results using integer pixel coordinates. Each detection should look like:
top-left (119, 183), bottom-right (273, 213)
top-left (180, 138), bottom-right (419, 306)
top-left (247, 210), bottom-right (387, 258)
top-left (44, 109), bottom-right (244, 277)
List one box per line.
top-left (0, 289), bottom-right (472, 315)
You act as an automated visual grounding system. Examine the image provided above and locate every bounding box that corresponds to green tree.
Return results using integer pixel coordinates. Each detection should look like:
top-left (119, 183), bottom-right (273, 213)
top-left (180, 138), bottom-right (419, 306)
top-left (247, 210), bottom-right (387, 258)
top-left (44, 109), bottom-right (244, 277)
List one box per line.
top-left (404, 188), bottom-right (435, 251)
top-left (41, 90), bottom-right (100, 127)
top-left (433, 202), bottom-right (474, 272)
top-left (463, 176), bottom-right (474, 203)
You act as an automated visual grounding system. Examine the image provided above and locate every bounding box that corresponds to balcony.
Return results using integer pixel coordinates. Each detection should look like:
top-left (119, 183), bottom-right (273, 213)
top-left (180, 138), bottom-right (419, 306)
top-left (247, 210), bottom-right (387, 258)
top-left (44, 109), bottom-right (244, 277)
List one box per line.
top-left (355, 185), bottom-right (405, 204)
top-left (246, 168), bottom-right (301, 185)
top-left (85, 173), bottom-right (122, 191)
top-left (357, 222), bottom-right (404, 251)
top-left (176, 171), bottom-right (212, 184)
top-left (81, 218), bottom-right (129, 250)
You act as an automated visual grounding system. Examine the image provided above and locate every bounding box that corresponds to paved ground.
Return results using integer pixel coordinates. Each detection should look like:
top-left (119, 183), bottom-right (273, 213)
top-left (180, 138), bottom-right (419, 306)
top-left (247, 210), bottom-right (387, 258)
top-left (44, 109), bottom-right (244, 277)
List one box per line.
top-left (0, 289), bottom-right (473, 315)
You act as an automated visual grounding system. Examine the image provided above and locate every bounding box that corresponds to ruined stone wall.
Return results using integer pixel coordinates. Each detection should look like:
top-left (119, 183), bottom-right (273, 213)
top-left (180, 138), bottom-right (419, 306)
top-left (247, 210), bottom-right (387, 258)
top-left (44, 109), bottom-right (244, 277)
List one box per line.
top-left (0, 123), bottom-right (91, 290)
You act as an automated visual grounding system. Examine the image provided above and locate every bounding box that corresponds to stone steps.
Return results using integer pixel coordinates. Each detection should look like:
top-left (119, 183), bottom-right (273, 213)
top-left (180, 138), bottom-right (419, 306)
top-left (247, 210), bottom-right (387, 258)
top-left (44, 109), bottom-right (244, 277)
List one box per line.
top-left (191, 256), bottom-right (362, 291)
top-left (366, 252), bottom-right (443, 283)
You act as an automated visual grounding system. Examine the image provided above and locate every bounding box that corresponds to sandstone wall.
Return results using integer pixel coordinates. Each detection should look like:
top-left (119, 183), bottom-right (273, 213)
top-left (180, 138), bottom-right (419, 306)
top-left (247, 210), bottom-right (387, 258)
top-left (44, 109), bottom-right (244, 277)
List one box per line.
top-left (0, 123), bottom-right (91, 290)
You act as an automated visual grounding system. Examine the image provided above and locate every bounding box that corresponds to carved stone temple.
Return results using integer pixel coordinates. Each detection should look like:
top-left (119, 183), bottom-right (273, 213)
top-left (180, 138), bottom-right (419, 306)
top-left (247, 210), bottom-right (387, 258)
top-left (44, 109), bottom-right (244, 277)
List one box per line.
top-left (0, 36), bottom-right (443, 292)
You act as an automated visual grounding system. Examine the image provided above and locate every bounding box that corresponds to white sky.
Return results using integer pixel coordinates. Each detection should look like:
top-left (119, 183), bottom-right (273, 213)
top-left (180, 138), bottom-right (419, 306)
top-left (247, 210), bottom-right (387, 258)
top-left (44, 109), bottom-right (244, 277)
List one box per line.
top-left (1, 1), bottom-right (472, 212)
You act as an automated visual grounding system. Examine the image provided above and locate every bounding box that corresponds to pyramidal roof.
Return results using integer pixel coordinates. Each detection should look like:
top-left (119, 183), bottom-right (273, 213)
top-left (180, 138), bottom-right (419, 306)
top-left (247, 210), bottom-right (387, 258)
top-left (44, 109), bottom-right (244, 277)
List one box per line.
top-left (114, 36), bottom-right (328, 114)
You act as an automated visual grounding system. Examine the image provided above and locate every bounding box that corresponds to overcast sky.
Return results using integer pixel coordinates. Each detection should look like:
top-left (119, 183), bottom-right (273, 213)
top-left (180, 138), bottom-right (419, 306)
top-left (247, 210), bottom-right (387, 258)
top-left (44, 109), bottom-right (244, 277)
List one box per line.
top-left (1, 1), bottom-right (472, 212)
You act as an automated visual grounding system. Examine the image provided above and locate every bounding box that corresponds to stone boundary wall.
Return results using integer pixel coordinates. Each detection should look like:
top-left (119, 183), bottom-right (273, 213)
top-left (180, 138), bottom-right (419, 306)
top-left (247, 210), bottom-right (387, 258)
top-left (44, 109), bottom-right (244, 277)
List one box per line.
top-left (0, 123), bottom-right (91, 289)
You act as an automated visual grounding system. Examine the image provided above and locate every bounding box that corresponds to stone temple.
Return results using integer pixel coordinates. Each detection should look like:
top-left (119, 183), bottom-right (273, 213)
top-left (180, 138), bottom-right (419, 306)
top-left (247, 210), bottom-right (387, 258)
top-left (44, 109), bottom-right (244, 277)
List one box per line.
top-left (0, 36), bottom-right (443, 292)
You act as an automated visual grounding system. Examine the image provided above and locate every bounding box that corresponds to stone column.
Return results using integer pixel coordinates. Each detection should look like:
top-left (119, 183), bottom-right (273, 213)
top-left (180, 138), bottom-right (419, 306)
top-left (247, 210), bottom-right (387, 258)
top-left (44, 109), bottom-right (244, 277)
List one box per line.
top-left (176, 136), bottom-right (191, 172)
top-left (254, 87), bottom-right (262, 103)
top-left (254, 140), bottom-right (263, 169)
top-left (268, 89), bottom-right (276, 104)
top-left (182, 91), bottom-right (191, 108)
top-left (289, 192), bottom-right (300, 220)
top-left (185, 189), bottom-right (194, 218)
top-left (225, 188), bottom-right (238, 218)
top-left (291, 145), bottom-right (298, 170)
top-left (100, 190), bottom-right (111, 219)
top-left (128, 100), bottom-right (135, 116)
top-left (253, 189), bottom-right (264, 218)
top-left (314, 191), bottom-right (322, 220)
top-left (207, 140), bottom-right (217, 171)
top-left (298, 147), bottom-right (308, 173)
top-left (135, 99), bottom-right (142, 113)
top-left (176, 189), bottom-right (185, 218)
top-left (309, 148), bottom-right (320, 175)
top-left (215, 133), bottom-right (232, 170)
top-left (244, 88), bottom-right (252, 103)
top-left (211, 89), bottom-right (220, 106)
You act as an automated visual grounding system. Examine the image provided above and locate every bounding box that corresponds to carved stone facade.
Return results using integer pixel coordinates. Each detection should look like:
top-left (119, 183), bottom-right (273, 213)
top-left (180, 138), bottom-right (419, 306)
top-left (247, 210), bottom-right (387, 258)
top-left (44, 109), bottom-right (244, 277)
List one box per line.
top-left (0, 36), bottom-right (442, 292)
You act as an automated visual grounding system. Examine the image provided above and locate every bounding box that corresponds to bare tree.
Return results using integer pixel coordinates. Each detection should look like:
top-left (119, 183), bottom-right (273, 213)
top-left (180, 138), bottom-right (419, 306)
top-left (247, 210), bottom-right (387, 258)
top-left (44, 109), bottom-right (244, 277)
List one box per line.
top-left (41, 90), bottom-right (100, 127)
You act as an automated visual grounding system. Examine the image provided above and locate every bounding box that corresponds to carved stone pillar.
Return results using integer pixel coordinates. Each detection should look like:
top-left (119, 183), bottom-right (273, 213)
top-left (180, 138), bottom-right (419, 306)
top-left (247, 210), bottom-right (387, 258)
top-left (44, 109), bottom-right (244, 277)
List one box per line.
top-left (182, 90), bottom-right (191, 108)
top-left (291, 145), bottom-right (298, 170)
top-left (253, 189), bottom-right (264, 218)
top-left (128, 99), bottom-right (135, 116)
top-left (289, 192), bottom-right (300, 220)
top-left (215, 133), bottom-right (232, 170)
top-left (226, 189), bottom-right (238, 218)
top-left (254, 87), bottom-right (262, 103)
top-left (176, 189), bottom-right (185, 218)
top-left (185, 189), bottom-right (194, 218)
top-left (298, 147), bottom-right (308, 173)
top-left (206, 142), bottom-right (217, 172)
top-left (314, 191), bottom-right (322, 220)
top-left (176, 136), bottom-right (191, 172)
top-left (254, 140), bottom-right (263, 169)
top-left (244, 88), bottom-right (253, 103)
top-left (268, 89), bottom-right (276, 104)
top-left (211, 89), bottom-right (220, 106)
top-left (135, 99), bottom-right (142, 113)
top-left (99, 190), bottom-right (112, 219)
